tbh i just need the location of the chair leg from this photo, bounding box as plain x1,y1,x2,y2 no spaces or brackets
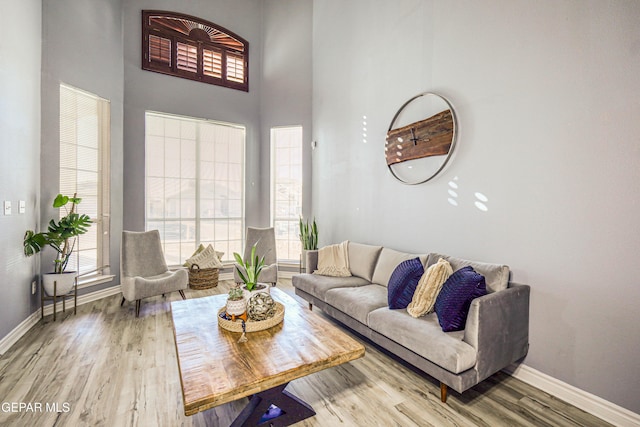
120,296,126,307
179,290,186,300
135,300,141,317
440,382,448,403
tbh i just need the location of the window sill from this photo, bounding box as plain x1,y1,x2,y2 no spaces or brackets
77,275,116,290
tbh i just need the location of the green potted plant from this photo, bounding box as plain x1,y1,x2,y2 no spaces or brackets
23,193,92,296
233,242,268,297
299,217,318,271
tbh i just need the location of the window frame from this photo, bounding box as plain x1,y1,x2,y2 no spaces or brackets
142,10,249,92
270,126,303,264
59,83,112,287
144,111,246,267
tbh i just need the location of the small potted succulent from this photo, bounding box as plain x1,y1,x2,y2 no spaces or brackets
226,286,247,321
23,193,92,296
233,242,269,298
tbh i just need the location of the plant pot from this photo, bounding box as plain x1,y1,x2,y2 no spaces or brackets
301,249,308,272
42,272,77,296
242,283,270,300
226,297,247,317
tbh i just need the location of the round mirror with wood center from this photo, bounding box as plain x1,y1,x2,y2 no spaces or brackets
386,92,457,184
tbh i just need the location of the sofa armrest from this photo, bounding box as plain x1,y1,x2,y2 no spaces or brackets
463,283,530,380
305,250,319,274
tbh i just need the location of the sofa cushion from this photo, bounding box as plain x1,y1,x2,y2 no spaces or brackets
407,257,453,318
292,273,370,300
426,253,509,293
325,285,389,325
368,308,477,374
435,266,487,332
387,257,424,309
348,242,383,282
372,248,428,287
316,241,351,277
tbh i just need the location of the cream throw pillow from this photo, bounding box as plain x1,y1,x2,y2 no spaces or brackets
185,244,224,269
407,258,452,318
314,240,352,277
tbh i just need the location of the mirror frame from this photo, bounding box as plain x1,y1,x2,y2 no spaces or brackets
386,92,458,185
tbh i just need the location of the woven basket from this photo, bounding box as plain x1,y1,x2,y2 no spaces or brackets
218,302,284,333
188,264,219,290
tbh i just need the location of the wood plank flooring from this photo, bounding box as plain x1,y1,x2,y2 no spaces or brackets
0,279,611,427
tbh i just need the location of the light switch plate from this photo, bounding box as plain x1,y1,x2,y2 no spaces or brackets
3,201,11,215
19,200,25,214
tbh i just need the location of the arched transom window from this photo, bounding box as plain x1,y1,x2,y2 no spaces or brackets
142,10,249,92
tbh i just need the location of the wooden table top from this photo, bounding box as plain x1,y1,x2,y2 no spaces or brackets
171,287,365,416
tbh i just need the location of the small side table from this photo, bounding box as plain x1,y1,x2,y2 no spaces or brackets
41,278,78,321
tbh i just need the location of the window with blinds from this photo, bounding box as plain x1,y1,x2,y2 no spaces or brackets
59,83,111,282
271,126,303,262
142,11,249,91
145,111,245,266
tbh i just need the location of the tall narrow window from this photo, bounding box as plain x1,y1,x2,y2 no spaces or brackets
145,112,245,266
271,126,303,262
59,83,111,283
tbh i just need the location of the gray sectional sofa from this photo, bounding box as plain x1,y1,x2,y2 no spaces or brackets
292,242,530,402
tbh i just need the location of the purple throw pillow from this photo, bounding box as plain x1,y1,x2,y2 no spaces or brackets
387,257,424,309
434,266,487,332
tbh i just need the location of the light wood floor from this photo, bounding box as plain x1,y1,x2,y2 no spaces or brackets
0,279,611,427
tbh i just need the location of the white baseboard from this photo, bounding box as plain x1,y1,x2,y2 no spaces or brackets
0,311,41,356
504,364,640,427
218,270,296,281
0,286,122,356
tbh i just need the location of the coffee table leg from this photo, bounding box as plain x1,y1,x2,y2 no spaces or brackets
230,382,316,427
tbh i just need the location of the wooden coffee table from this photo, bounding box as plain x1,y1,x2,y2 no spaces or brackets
170,287,365,426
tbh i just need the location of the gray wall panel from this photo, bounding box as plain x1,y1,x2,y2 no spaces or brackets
311,0,640,413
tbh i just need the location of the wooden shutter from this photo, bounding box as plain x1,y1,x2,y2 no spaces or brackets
203,48,222,78
177,42,197,73
226,53,244,83
149,34,171,64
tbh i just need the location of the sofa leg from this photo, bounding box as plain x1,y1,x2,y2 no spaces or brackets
120,296,125,307
309,302,313,311
440,382,448,403
136,300,141,317
179,290,186,300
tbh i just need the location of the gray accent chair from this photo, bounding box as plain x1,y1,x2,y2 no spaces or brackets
234,227,278,285
120,230,188,317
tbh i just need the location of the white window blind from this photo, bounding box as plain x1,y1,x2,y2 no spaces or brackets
145,112,245,266
271,126,303,262
59,83,111,280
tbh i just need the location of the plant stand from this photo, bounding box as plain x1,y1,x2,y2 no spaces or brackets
40,276,78,321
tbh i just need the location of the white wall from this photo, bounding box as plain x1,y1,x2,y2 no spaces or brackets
312,0,640,414
41,0,124,294
0,0,42,338
260,0,313,221
122,0,264,231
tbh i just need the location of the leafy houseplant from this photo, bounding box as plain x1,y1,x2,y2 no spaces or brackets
233,242,266,292
23,194,92,295
299,217,318,250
